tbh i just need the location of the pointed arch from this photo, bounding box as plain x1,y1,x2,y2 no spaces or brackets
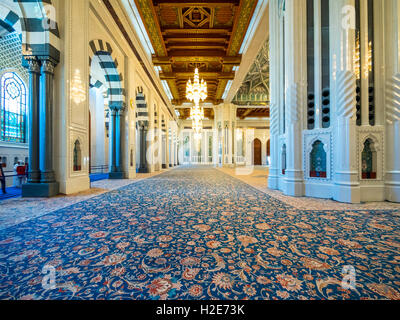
0,6,21,37
89,39,125,109
17,0,60,61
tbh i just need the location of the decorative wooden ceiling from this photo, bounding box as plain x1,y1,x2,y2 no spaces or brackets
177,108,215,120
237,107,269,119
134,0,259,105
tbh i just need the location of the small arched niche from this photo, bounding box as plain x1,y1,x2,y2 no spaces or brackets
310,140,327,178
361,138,377,179
73,140,82,172
281,144,287,175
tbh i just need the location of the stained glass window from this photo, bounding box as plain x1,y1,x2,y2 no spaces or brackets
0,72,27,143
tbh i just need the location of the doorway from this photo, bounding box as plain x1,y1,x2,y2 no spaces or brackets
253,138,262,165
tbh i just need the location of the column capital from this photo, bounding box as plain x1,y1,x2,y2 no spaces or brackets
40,59,56,75
139,120,149,130
25,58,41,74
109,104,125,112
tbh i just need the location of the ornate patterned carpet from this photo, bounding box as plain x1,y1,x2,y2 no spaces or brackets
0,166,399,300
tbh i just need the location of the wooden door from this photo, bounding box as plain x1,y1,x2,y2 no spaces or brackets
253,138,262,165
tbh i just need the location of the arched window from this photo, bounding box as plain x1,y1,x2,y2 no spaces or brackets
362,139,377,179
0,72,27,143
310,140,327,178
73,140,82,171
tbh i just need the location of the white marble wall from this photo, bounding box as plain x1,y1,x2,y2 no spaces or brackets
268,0,400,203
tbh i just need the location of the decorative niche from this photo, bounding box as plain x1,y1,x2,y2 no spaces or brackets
357,129,383,182
281,144,286,175
73,140,82,172
309,140,327,178
303,131,332,181
361,138,377,179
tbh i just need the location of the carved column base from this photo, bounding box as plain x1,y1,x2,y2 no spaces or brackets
138,167,150,174
40,170,56,184
28,171,41,184
385,171,400,203
109,172,124,180
333,171,361,203
268,168,280,190
283,169,305,197
22,182,59,198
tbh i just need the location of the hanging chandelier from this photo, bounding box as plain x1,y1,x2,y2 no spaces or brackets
186,68,207,139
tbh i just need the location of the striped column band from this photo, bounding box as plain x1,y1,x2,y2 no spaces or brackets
17,0,61,62
136,93,149,127
162,117,166,133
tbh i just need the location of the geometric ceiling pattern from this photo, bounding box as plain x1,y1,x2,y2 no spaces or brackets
232,38,269,106
134,0,259,106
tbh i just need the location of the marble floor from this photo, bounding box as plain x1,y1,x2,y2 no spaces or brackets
0,166,399,300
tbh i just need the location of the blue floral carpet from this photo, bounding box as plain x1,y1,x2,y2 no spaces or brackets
0,166,400,300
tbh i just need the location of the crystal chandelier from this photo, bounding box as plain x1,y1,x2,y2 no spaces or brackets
186,68,207,139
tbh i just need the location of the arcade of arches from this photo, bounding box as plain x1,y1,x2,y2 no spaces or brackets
0,0,400,301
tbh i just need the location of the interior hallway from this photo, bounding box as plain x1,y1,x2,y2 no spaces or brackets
0,166,399,300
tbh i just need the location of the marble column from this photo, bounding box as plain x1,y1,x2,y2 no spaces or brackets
25,58,41,184
23,57,60,197
138,122,149,173
109,108,117,173
269,0,287,190
172,132,176,166
168,127,173,168
332,0,360,203
283,0,306,197
162,133,167,169
115,109,122,173
39,59,57,189
165,122,170,168
174,135,177,166
109,107,124,179
384,0,400,202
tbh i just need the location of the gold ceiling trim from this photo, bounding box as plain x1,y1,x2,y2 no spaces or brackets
134,0,167,56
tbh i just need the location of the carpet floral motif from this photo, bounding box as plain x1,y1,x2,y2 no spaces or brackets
0,167,400,300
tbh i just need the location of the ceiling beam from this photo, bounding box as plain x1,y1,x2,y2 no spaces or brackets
160,72,235,80
153,0,240,7
168,49,229,57
167,43,227,50
152,56,172,66
162,28,232,35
